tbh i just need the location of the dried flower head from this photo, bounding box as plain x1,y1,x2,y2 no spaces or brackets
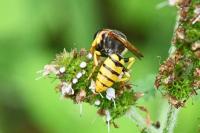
43,64,59,76
176,27,185,39
155,0,200,108
191,41,200,51
61,82,74,96
166,95,185,108
194,5,200,14
41,49,139,123
194,68,200,77
76,90,86,103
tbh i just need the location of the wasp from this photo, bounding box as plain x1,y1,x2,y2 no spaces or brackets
90,29,143,93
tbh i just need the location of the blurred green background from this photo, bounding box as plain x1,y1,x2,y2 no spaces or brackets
0,0,199,133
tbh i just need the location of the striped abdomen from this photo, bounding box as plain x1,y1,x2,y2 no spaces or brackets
95,54,124,93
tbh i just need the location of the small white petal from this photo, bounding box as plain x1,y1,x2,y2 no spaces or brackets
163,76,170,84
59,67,66,73
72,78,78,84
61,82,74,95
87,53,93,59
106,88,115,100
89,80,96,93
43,64,59,76
105,110,111,122
76,72,83,79
94,100,101,106
80,61,87,68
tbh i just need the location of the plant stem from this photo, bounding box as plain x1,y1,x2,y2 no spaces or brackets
127,107,158,133
156,0,200,131
163,105,179,133
161,8,181,133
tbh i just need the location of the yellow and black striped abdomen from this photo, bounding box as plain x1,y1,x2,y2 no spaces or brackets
95,54,124,93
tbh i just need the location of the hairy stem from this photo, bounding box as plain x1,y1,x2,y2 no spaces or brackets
127,107,158,133
163,105,179,133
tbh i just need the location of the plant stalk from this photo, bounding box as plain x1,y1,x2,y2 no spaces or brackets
127,107,158,133
163,105,179,133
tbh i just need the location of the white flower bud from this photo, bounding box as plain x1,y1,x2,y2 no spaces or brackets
59,66,65,73
76,72,83,79
87,53,93,59
106,88,115,100
94,100,101,106
72,78,78,84
80,61,87,68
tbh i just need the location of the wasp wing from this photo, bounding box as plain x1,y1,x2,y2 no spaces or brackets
108,31,144,59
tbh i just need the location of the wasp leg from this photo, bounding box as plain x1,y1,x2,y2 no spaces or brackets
124,57,135,70
88,51,101,80
94,50,101,66
117,57,135,82
88,67,96,79
90,39,97,54
117,72,130,82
